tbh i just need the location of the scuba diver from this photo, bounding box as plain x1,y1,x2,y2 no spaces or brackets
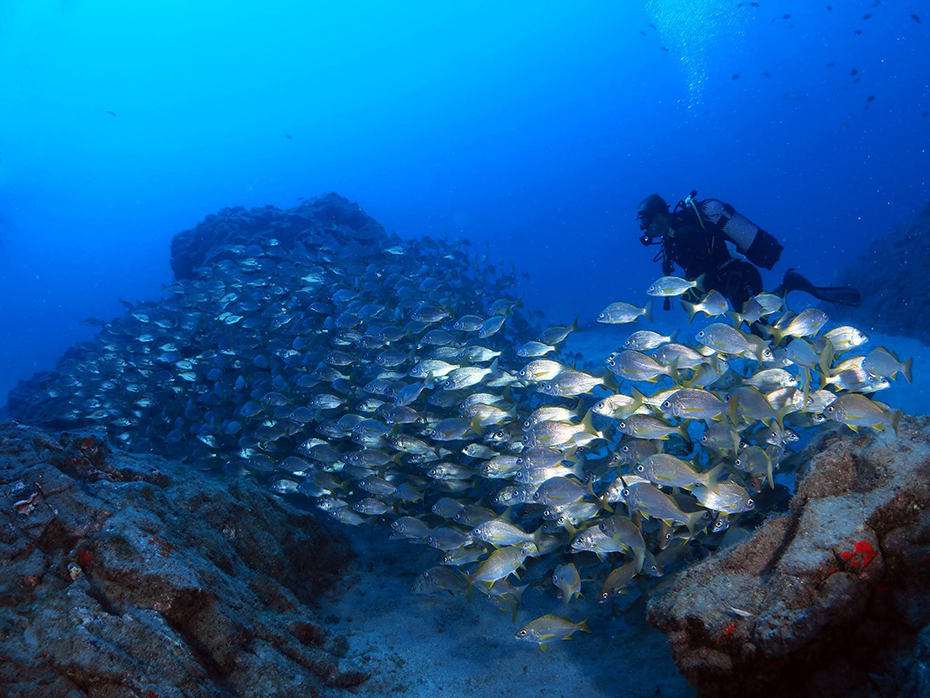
636,192,861,311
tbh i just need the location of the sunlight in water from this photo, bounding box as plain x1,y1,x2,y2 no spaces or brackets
645,0,747,107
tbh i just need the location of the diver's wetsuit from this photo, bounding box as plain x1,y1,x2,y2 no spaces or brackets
658,208,763,310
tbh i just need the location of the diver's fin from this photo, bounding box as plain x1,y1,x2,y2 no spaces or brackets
805,285,862,307
777,269,861,307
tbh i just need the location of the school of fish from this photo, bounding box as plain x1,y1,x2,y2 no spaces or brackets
13,218,913,650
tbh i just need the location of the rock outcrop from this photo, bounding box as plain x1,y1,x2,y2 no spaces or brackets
830,201,930,342
0,423,363,697
647,417,930,697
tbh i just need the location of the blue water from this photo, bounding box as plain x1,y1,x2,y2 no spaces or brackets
1,4,927,694
1,1,927,401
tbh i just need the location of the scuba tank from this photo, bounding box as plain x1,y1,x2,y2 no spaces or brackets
677,191,784,270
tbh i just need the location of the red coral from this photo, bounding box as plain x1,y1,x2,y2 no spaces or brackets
714,622,736,643
76,549,93,566
838,540,877,571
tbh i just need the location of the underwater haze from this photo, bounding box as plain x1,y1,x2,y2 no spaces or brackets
1,0,927,401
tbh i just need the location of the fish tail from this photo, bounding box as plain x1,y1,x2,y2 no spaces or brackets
581,409,597,435
669,328,680,343
817,342,834,378
726,310,742,327
633,545,645,574
643,299,654,323
682,299,698,323
768,326,786,348
629,387,646,416
694,273,706,293
602,371,619,393
903,357,914,384
667,358,680,385
892,408,903,436
685,510,706,537
677,421,692,443
570,316,581,334
703,462,727,495
579,618,593,633
469,416,484,435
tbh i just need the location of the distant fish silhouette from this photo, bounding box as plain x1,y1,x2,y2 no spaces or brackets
911,14,921,24
851,68,859,76
285,134,293,139
661,46,669,51
862,13,871,20
855,29,863,35
639,30,647,36
732,74,740,80
826,61,835,67
297,196,304,200
649,23,657,30
784,92,807,101
922,111,929,118
762,72,772,78
104,111,117,117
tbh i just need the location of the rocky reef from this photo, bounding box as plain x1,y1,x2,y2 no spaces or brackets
648,416,930,697
0,423,364,697
831,201,930,342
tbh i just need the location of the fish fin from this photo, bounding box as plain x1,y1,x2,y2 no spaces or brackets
570,316,581,334
509,597,519,623
629,387,646,416
600,496,614,514
512,571,521,581
469,416,484,435
539,643,549,653
643,299,654,323
563,520,577,536
465,577,474,602
579,618,592,634
903,357,913,384
677,421,692,443
847,424,859,433
893,409,903,436
694,273,706,293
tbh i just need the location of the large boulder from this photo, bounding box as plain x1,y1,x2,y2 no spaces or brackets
830,201,930,341
0,423,364,697
647,417,930,697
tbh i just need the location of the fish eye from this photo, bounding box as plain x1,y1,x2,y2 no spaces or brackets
651,565,658,573
518,630,527,637
701,435,709,443
607,360,616,367
600,592,610,602
825,406,834,413
495,431,504,438
523,420,531,428
552,575,558,584
518,369,526,377
747,499,755,509
598,313,605,319
735,458,742,466
533,492,541,500
621,488,630,498
621,445,630,453
558,515,567,525
472,527,480,536
662,400,671,409
618,421,626,429
635,464,645,473
698,331,705,337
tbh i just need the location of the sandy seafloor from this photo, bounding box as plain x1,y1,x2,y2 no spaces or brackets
319,523,692,698
315,314,924,698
